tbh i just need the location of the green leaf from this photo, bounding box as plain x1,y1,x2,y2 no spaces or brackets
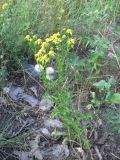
93,80,110,91
108,77,116,86
109,93,120,104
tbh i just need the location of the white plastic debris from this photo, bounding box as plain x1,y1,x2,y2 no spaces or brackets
46,67,55,81
34,64,44,73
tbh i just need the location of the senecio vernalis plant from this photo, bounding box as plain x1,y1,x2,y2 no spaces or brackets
24,29,75,69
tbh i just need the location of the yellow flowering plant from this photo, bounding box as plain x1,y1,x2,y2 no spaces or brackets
24,29,75,74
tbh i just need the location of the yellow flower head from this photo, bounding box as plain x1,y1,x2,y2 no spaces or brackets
29,38,33,42
51,32,60,40
2,3,8,10
62,35,66,40
42,41,48,49
68,38,75,45
24,35,31,41
60,8,65,14
53,38,62,45
40,47,46,53
35,38,42,45
37,51,43,57
35,53,38,60
41,55,48,64
67,38,75,50
35,51,43,63
48,50,55,57
66,29,72,35
45,38,52,43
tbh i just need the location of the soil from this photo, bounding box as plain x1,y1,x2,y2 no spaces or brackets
0,69,120,160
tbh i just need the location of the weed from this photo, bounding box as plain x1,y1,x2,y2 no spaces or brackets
1,0,120,152
91,77,120,107
106,109,120,134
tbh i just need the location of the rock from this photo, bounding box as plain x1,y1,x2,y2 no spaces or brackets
0,97,6,105
3,86,24,101
40,128,51,138
30,86,38,97
23,63,40,78
3,86,11,94
46,67,56,81
44,119,63,129
22,94,39,107
31,150,43,160
42,144,69,160
29,135,43,160
3,85,40,107
39,99,53,111
15,150,43,160
14,151,31,160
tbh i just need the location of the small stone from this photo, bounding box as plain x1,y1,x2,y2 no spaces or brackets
30,86,38,97
3,85,40,107
3,86,24,101
44,119,63,129
0,97,6,105
53,144,69,159
42,144,69,160
14,151,31,160
39,99,53,111
22,94,39,107
40,128,51,137
3,86,10,94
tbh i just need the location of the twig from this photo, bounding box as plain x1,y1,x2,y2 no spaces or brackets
89,128,94,138
62,77,68,90
94,145,102,160
111,153,120,160
112,42,120,70
89,150,94,160
10,121,28,138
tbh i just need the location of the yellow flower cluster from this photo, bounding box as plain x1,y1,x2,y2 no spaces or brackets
2,3,8,10
65,29,73,36
2,0,13,10
24,35,33,42
67,38,75,50
25,29,75,67
35,46,55,65
35,38,42,45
